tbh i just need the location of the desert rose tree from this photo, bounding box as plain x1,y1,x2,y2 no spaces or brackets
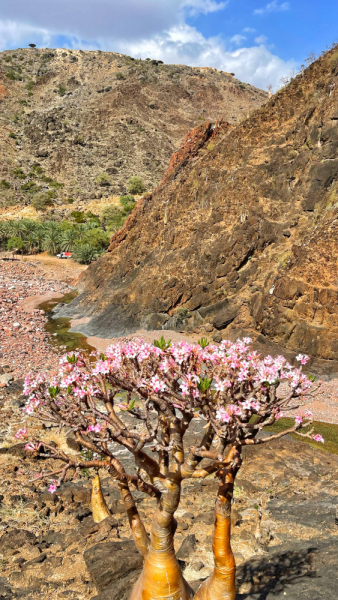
20,337,323,600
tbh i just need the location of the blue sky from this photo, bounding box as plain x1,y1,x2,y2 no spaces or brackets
0,0,336,89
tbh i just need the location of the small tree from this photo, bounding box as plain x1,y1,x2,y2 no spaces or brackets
128,176,146,195
21,339,322,600
7,236,24,253
29,43,36,48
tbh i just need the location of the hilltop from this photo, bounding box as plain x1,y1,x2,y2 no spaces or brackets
69,45,338,378
0,47,266,209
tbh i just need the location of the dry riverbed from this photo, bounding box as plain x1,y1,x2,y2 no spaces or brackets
0,254,85,379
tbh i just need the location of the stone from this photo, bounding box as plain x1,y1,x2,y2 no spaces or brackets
0,373,13,387
1,529,37,554
84,541,143,592
176,534,197,561
195,511,214,525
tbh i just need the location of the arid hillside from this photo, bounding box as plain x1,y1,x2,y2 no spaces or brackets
0,47,266,206
69,45,338,378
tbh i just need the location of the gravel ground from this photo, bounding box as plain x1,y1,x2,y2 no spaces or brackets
0,257,81,378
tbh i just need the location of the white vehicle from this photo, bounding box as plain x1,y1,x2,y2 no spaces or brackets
56,252,72,259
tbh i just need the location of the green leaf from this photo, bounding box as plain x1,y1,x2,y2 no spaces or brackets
100,353,107,361
153,336,171,350
308,374,317,382
66,353,77,364
48,386,60,398
128,399,136,411
198,377,212,392
198,337,209,349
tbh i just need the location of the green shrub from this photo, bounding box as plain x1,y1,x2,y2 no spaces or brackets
67,197,74,203
6,71,16,81
119,194,136,213
9,132,16,139
31,194,54,212
7,237,24,252
40,175,54,183
70,211,86,223
49,181,64,189
116,72,125,80
74,135,85,145
4,56,12,63
72,244,100,264
18,99,28,106
0,180,10,189
31,164,43,175
21,181,40,193
13,167,26,179
82,228,110,250
128,176,146,195
57,84,66,96
26,81,35,91
96,173,111,186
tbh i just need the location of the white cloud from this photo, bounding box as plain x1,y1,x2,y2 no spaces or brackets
0,19,51,49
255,34,268,44
116,24,297,89
182,0,228,16
243,27,256,33
254,1,290,15
231,34,247,46
0,0,297,90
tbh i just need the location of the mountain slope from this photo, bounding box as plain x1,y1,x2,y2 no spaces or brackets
0,48,266,207
69,45,338,377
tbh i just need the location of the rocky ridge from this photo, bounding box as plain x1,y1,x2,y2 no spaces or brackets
0,47,266,207
69,45,338,377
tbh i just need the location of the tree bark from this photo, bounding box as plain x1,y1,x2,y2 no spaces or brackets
130,476,194,600
194,449,240,600
91,474,111,523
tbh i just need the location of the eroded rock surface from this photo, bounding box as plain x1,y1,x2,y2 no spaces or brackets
72,47,338,377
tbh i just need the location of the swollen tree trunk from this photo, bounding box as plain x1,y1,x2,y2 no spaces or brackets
194,450,240,600
130,477,194,600
91,474,111,523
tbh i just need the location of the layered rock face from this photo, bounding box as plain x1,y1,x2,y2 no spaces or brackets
0,48,266,204
71,47,338,376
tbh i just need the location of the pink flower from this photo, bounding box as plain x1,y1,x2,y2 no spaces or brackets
241,399,252,411
25,442,40,452
151,375,166,393
296,354,310,365
313,434,324,444
48,484,57,494
87,423,102,433
295,415,303,425
15,428,28,439
275,411,286,420
251,401,261,412
216,409,231,423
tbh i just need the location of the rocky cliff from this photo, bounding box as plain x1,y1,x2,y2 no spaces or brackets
66,46,338,377
0,47,266,207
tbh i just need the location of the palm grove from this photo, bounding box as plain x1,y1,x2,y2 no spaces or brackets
0,177,145,264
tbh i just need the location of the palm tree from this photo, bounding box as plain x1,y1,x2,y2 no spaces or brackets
42,230,61,255
24,232,39,254
60,228,79,252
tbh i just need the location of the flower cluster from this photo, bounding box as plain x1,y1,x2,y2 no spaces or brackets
21,339,324,494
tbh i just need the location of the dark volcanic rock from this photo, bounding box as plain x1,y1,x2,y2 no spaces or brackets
237,539,338,599
177,534,197,560
84,541,143,593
